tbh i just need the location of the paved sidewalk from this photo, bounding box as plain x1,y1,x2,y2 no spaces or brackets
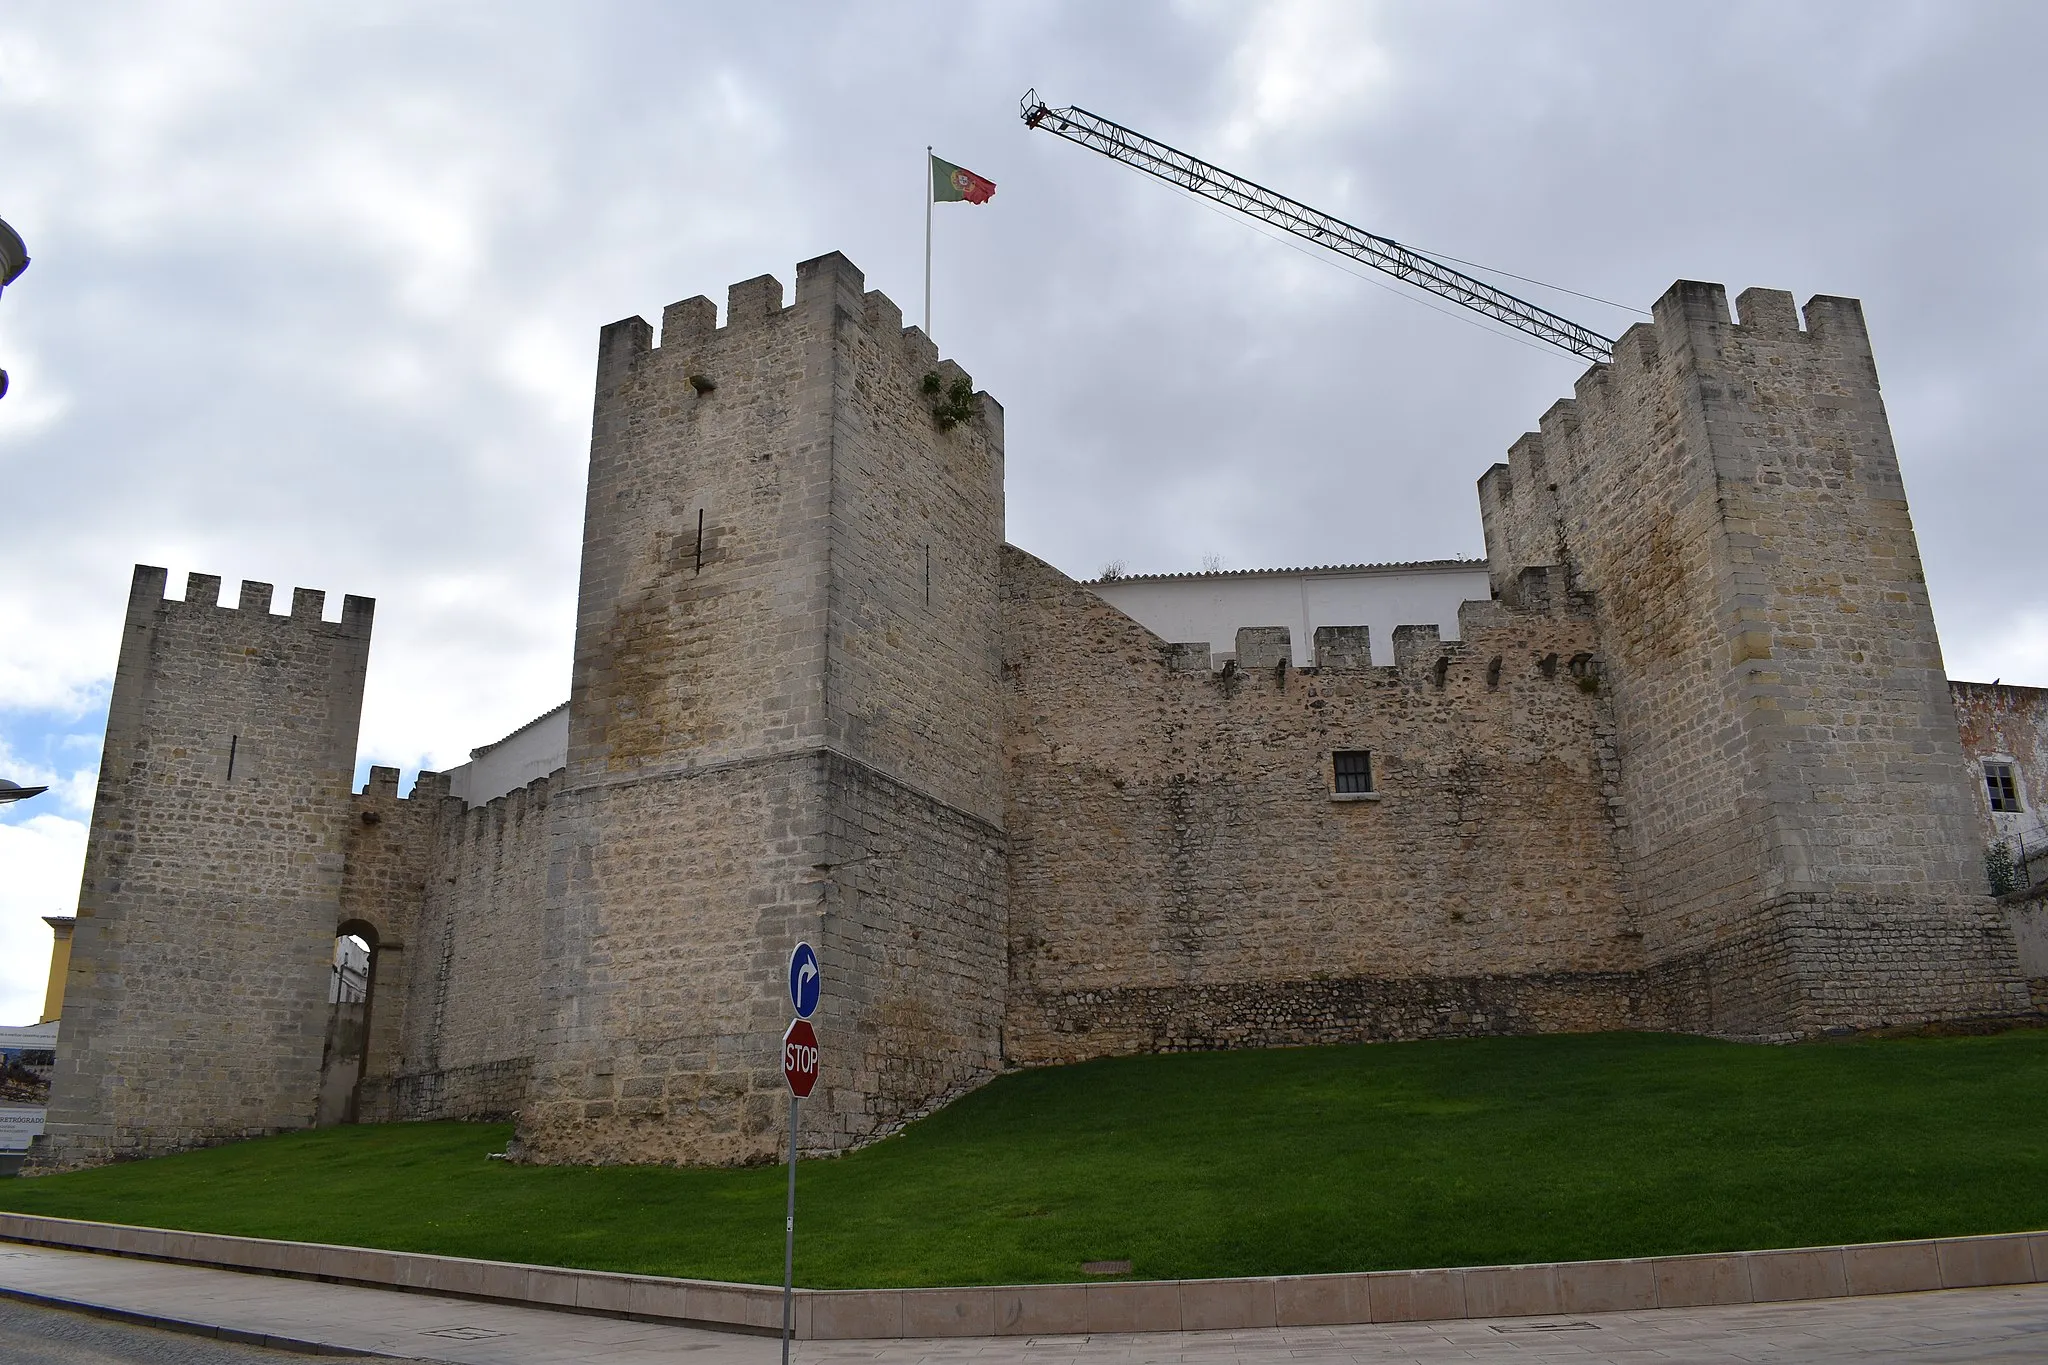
6,1241,2048,1363
0,1295,441,1363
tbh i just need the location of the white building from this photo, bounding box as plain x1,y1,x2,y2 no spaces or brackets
1088,559,1492,669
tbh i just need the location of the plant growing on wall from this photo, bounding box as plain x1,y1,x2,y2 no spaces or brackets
1987,840,2022,896
921,371,980,429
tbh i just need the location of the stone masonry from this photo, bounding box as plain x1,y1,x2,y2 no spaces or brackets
342,767,550,1124
1002,549,1655,1059
519,252,1008,1165
32,261,2041,1171
1481,283,2028,1036
39,569,372,1166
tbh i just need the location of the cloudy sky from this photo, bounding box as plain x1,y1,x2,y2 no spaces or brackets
3,0,2044,1023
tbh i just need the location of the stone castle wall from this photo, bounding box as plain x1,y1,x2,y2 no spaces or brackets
1001,546,1655,1061
1481,283,2027,1035
343,770,552,1123
816,753,1006,1141
336,765,438,1117
520,253,1006,1166
808,258,1008,1148
38,569,372,1168
36,264,2043,1172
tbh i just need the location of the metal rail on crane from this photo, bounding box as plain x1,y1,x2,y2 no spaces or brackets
1020,92,1615,364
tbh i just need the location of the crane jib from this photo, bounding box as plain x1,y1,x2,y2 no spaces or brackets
1019,92,1615,365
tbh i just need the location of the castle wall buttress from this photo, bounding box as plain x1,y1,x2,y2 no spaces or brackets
38,568,371,1168
1484,282,2028,1035
519,253,1005,1166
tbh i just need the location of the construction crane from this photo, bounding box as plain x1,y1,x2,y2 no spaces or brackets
1020,92,1615,365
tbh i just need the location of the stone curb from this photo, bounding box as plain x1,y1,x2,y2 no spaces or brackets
0,1282,383,1357
5,1212,2047,1340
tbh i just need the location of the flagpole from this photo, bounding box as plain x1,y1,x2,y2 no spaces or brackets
924,145,933,336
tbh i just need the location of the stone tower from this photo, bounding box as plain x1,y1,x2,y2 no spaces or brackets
518,252,1008,1165
38,567,373,1166
1479,282,2028,1035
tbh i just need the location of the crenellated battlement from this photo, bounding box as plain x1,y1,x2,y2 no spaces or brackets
1234,626,1292,670
128,565,373,637
1389,623,1443,675
1158,572,1589,680
1563,281,1875,425
1479,280,1884,600
1313,625,1372,670
593,253,992,422
354,766,452,807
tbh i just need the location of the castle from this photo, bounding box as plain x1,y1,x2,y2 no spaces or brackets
34,253,2048,1171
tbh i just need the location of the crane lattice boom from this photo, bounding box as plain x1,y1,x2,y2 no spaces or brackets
1020,92,1615,364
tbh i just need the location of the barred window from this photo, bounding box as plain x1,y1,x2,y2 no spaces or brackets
1333,750,1374,795
1987,761,2023,813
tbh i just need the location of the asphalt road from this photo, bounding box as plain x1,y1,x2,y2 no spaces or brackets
0,1296,434,1365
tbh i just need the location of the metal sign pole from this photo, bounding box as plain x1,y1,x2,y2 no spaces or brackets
782,1093,798,1365
781,940,820,1364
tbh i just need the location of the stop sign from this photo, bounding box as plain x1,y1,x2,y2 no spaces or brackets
782,1019,819,1098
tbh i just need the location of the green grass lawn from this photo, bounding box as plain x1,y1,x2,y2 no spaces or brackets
5,1029,2047,1288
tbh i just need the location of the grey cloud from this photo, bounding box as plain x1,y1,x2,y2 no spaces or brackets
1,0,2042,778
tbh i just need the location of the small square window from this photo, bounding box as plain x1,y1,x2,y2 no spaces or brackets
1333,750,1374,795
1986,761,2023,813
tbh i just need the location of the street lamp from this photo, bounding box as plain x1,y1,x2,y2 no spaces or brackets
0,779,50,806
0,214,28,402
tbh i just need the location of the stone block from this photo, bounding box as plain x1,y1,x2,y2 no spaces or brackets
1178,1276,1276,1331
337,1248,405,1286
473,1260,541,1304
1555,1257,1656,1313
1083,1280,1182,1333
1272,1274,1354,1326
1312,626,1371,670
1461,1263,1560,1318
1652,1253,1750,1307
620,1276,691,1321
901,1287,996,1337
522,1266,581,1308
992,1284,1089,1336
1841,1240,1940,1296
1235,626,1292,671
410,1254,494,1298
808,1289,903,1339
680,1283,774,1332
106,1223,154,1256
1747,1248,1847,1302
1364,1268,1464,1323
573,1277,634,1317
1937,1234,2036,1288
157,1231,207,1265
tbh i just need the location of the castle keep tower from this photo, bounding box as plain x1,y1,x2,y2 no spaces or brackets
39,568,373,1166
1480,283,2028,1035
519,253,1008,1165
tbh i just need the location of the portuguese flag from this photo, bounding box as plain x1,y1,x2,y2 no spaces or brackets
931,155,996,205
